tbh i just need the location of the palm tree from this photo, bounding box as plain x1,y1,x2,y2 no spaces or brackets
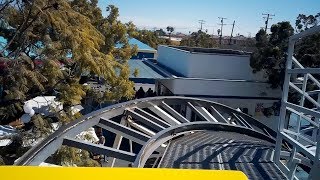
166,26,174,39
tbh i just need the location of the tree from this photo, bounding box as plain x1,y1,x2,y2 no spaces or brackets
0,0,136,123
295,13,320,69
250,13,320,111
166,26,174,39
250,22,294,88
130,26,167,49
155,28,166,36
293,13,320,109
180,30,217,48
0,0,137,165
250,13,320,89
296,13,320,32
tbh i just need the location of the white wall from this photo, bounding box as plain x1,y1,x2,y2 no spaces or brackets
157,78,281,98
188,53,252,79
157,46,266,81
157,46,190,77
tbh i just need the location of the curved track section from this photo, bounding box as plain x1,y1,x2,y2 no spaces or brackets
16,96,277,166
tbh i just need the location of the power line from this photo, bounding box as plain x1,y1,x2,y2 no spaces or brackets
235,24,253,37
198,20,206,31
218,17,227,45
262,13,275,32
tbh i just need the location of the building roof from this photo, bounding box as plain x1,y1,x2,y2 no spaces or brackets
116,38,156,51
128,60,164,79
169,46,252,55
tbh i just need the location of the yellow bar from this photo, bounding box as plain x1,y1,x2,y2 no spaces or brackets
0,166,247,180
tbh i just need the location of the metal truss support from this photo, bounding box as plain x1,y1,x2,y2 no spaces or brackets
134,108,171,128
125,109,165,132
274,25,320,180
15,96,282,172
148,104,181,125
187,102,211,122
209,106,229,123
63,137,136,162
160,101,189,123
107,117,126,167
98,118,150,145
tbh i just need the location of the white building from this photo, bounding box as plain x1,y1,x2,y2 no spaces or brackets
153,45,282,129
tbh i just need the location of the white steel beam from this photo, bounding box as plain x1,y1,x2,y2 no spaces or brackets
274,39,295,164
209,106,229,123
193,102,218,122
289,25,320,41
299,74,308,107
285,102,320,119
98,118,150,145
160,101,189,123
232,113,248,127
292,57,320,88
107,118,126,167
107,134,123,167
283,129,316,146
62,137,136,162
308,90,320,95
280,132,315,160
286,107,319,127
134,108,171,128
127,119,156,136
289,82,320,109
187,102,211,122
148,103,181,125
238,115,253,129
125,109,165,132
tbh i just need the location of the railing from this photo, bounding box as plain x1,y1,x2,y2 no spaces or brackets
274,25,320,180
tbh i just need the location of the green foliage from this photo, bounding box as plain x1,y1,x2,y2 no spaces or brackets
166,26,174,36
155,29,166,36
31,114,53,134
133,68,139,77
295,14,320,69
250,13,320,89
131,29,167,49
0,0,137,124
250,22,294,88
296,13,320,32
180,30,217,48
52,146,100,167
249,13,320,118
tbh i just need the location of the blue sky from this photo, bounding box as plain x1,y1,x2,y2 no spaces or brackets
98,0,319,37
99,0,320,36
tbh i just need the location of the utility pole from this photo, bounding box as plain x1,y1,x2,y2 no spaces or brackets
198,20,206,31
229,20,235,45
218,17,227,45
262,13,275,32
